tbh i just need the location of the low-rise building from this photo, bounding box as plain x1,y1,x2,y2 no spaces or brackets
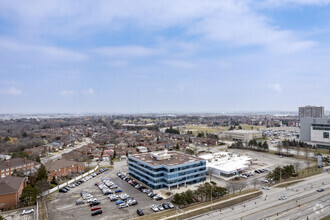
44,159,85,181
0,176,27,211
0,158,39,179
128,151,206,190
223,130,262,142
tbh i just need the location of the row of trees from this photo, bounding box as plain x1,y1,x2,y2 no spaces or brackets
229,140,268,152
165,126,180,134
248,139,269,151
267,165,296,181
171,182,227,207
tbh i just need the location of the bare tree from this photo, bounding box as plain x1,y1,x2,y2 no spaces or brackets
306,160,311,174
294,162,301,173
277,144,283,155
296,145,300,156
251,178,259,189
209,167,215,182
237,181,247,192
305,146,309,159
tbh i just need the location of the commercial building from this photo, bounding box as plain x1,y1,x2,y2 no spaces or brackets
300,117,330,149
223,130,262,142
0,176,27,211
128,151,206,190
44,159,85,181
299,105,324,118
0,158,39,179
199,152,252,178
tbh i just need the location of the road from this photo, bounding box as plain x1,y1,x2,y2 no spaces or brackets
41,138,93,164
188,173,330,220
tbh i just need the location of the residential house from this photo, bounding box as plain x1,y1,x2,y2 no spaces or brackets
44,159,85,181
0,158,39,179
0,176,27,211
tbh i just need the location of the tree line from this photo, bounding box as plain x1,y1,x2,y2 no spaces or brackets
171,182,227,208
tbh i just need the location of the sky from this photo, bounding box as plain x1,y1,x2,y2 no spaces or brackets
0,0,330,114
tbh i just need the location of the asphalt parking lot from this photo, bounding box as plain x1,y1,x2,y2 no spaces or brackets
46,167,170,220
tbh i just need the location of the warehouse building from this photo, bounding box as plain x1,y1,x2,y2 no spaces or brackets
223,130,262,142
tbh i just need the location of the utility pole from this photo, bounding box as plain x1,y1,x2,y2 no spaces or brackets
280,168,282,183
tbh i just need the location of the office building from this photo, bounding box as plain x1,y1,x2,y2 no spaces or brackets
300,117,330,149
223,130,262,142
128,151,206,190
299,106,324,118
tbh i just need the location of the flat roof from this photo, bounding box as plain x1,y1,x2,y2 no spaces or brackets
200,152,251,174
129,151,204,167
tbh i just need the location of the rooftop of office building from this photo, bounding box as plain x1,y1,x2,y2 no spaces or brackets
129,151,205,167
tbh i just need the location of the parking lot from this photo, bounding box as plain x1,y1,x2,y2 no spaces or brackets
46,165,170,220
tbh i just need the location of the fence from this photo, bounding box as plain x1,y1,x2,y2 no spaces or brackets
41,165,99,196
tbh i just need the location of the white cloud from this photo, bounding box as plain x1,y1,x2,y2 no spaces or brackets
0,1,316,54
0,38,87,62
261,0,330,7
160,59,196,69
268,83,282,93
94,46,162,58
82,88,94,95
5,87,22,96
0,87,22,96
60,90,75,95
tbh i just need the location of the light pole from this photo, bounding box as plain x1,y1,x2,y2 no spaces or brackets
36,195,40,220
211,187,213,211
280,167,282,183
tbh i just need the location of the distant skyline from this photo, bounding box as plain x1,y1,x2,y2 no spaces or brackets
1,1,330,113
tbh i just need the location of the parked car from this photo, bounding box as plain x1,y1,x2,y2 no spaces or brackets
167,202,175,209
317,188,325,192
118,203,129,209
91,206,101,211
116,200,125,205
157,205,164,211
261,179,269,183
262,186,270,190
193,197,200,202
87,198,97,203
59,188,68,193
91,209,102,216
151,205,159,212
76,200,85,205
21,209,34,215
89,201,101,207
115,189,123,193
162,203,169,209
128,200,138,206
137,208,144,216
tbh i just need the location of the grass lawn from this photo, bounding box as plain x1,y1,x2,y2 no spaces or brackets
180,125,228,134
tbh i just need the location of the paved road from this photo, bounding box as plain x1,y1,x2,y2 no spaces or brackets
41,138,93,164
1,206,36,220
188,173,330,220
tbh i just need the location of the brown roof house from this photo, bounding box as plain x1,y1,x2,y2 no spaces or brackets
0,176,27,211
44,159,85,181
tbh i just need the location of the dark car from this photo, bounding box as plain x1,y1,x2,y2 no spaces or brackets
317,188,325,192
59,188,67,193
91,209,102,216
76,200,84,205
137,208,144,216
155,196,163,201
89,201,101,207
162,203,169,209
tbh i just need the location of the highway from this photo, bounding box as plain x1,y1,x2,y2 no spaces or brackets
189,173,330,220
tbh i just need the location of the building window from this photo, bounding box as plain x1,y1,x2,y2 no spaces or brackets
323,132,329,139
